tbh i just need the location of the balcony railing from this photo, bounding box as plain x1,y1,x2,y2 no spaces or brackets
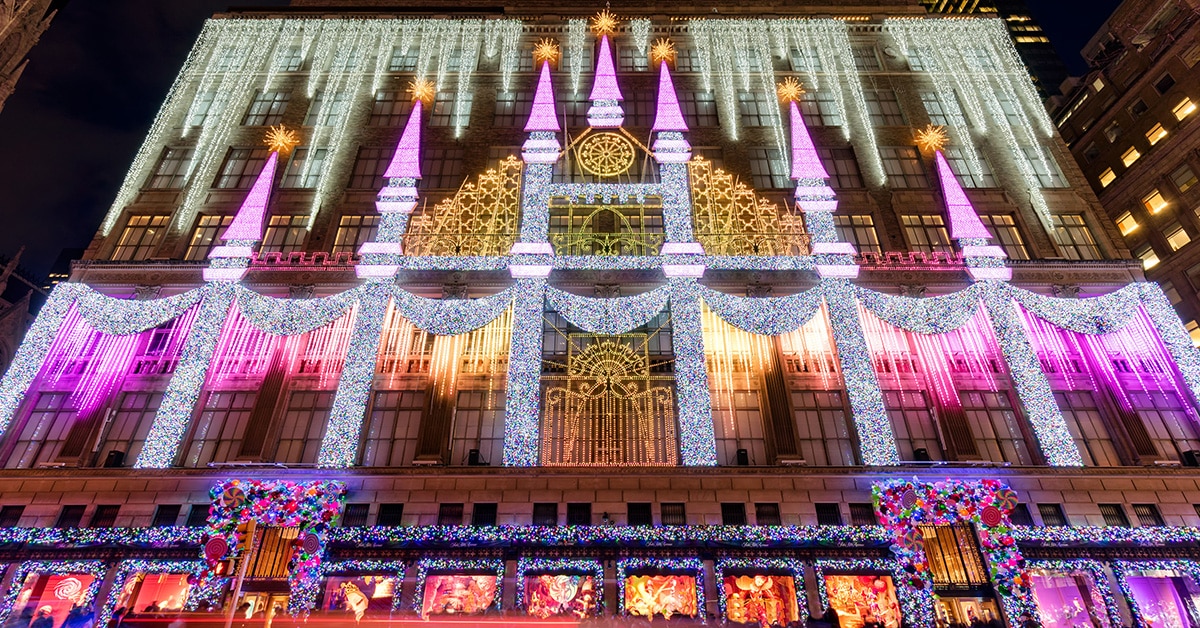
695,231,810,257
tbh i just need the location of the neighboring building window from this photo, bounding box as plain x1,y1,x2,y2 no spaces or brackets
281,148,328,189
749,148,790,189
304,91,348,127
864,89,906,126
1038,503,1068,526
359,390,425,467
472,503,498,526
1121,146,1141,167
1161,280,1182,305
1103,120,1122,143
348,147,389,189
185,215,233,261
1143,189,1170,214
1128,98,1148,118
422,147,465,188
1133,504,1165,526
566,503,591,526
214,148,269,189
94,392,163,466
1050,214,1102,260
901,214,952,253
1166,222,1191,251
627,503,653,526
438,503,464,526
818,147,864,189
187,90,217,127
1023,147,1067,187
388,46,418,71
721,503,747,526
331,215,379,254
833,215,881,254
261,215,308,254
242,90,289,126
1146,122,1168,145
532,503,558,526
1154,73,1176,94
1116,211,1139,236
1170,163,1197,193
815,503,843,526
493,91,533,127
1174,97,1197,121
800,90,842,127
849,503,878,526
660,503,686,526
755,503,782,526
342,504,369,527
1186,321,1200,347
680,91,718,126
368,91,414,127
1134,243,1160,269
1099,168,1116,188
152,505,181,527
147,147,193,189
618,45,649,71
429,91,472,127
1082,142,1100,163
880,146,928,188
738,90,776,127
111,215,170,261
1099,503,1131,527
944,147,997,188
978,214,1030,260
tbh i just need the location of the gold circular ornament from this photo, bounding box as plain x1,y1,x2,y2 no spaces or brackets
577,132,636,177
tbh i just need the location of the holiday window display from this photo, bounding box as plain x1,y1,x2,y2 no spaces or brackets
823,575,903,628
721,574,801,625
9,573,98,628
1116,564,1200,628
623,575,699,619
523,574,599,619
1028,568,1114,628
321,575,399,621
420,575,499,617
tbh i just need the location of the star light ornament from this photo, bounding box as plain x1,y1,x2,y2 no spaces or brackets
587,10,624,128
204,129,283,282
931,144,1011,281
264,124,300,155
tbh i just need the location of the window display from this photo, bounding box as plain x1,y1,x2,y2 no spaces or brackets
421,574,498,617
322,575,398,621
10,574,97,628
624,574,698,619
722,574,801,625
1029,570,1113,628
823,574,903,628
523,574,598,618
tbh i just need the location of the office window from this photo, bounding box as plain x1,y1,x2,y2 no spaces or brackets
880,146,928,188
388,46,418,71
438,503,464,526
1010,504,1033,526
1134,243,1160,269
851,45,881,71
348,147,390,190
800,90,842,127
359,390,425,467
1122,146,1141,167
1133,504,1165,527
416,148,462,189
95,392,163,466
1171,164,1197,193
627,91,657,128
738,90,777,127
901,214,952,253
1023,147,1068,188
1129,99,1149,118
377,504,404,526
755,503,782,526
261,215,308,255
147,147,193,189
864,89,905,126
1103,120,1122,143
1099,503,1131,527
214,148,269,189
472,503,498,526
187,90,217,127
680,91,718,126
281,148,328,189
661,503,687,526
242,90,289,126
532,503,558,527
1161,280,1182,305
567,503,592,526
1143,189,1170,214
557,92,590,128
1154,73,1176,94
493,91,533,127
849,503,878,526
789,46,823,72
331,215,379,254
56,505,86,528
945,147,997,188
1146,122,1169,145
627,503,653,526
1116,211,1139,236
749,148,790,189
368,91,414,126
818,147,864,189
1174,97,1197,121
0,505,24,527
1166,223,1191,251
186,505,210,527
151,505,181,527
342,504,370,527
89,505,120,528
1082,142,1100,163
1050,215,1102,260
1038,503,1068,527
618,45,649,72
184,215,233,261
979,215,1029,260
815,503,843,526
721,503,747,526
304,91,348,127
1099,168,1116,188
111,215,169,262
430,91,472,127
834,215,881,254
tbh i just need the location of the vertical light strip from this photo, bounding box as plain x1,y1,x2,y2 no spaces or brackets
502,278,546,466
670,278,719,466
317,284,389,468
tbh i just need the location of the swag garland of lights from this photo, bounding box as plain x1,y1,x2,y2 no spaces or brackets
615,557,705,617
1025,559,1123,628
199,479,346,613
515,558,606,615
1113,560,1200,628
412,559,505,613
98,559,204,626
873,480,1028,613
0,560,107,624
813,558,932,628
713,557,808,624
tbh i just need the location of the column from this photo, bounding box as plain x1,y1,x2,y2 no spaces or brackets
669,278,718,466
502,278,547,466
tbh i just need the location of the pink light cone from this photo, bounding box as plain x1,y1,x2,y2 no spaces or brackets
384,99,423,179
223,151,279,241
525,61,561,132
935,150,993,240
588,35,623,102
652,61,688,132
789,101,829,181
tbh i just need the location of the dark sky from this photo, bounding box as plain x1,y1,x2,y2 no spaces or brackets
0,0,1119,278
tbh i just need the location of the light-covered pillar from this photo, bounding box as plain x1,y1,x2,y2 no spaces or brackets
669,278,718,466
502,278,547,466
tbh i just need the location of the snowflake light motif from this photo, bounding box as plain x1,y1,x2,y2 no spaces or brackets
263,125,300,155
408,78,436,103
651,38,676,65
533,38,561,64
776,77,805,103
591,9,618,37
915,124,949,153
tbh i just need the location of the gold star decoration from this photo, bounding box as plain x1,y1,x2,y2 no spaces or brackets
915,124,949,153
650,38,676,65
263,124,300,155
776,77,805,103
408,78,436,103
533,38,561,64
591,9,618,37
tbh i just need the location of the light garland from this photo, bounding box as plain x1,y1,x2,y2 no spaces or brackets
98,559,204,626
1113,560,1200,628
388,284,514,335
714,557,808,624
330,524,888,546
813,558,933,628
1026,559,1122,628
545,285,670,335
669,278,719,466
615,557,705,617
515,557,605,615
1011,525,1200,546
0,560,107,624
412,558,505,612
1009,283,1142,335
854,284,984,335
700,284,824,336
566,19,588,93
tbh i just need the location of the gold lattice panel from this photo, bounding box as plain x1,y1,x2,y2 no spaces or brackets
404,156,522,256
688,157,810,256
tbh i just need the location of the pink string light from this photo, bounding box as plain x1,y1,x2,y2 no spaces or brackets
384,99,424,179
524,61,561,133
651,61,687,132
223,151,280,242
588,35,623,102
934,150,993,241
788,101,830,181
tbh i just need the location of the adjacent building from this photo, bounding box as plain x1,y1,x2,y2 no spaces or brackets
0,0,65,114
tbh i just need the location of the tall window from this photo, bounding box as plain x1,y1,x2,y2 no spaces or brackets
275,45,304,72
880,146,928,188
627,91,656,128
184,215,234,261
348,147,389,189
493,91,533,127
944,147,997,188
1022,147,1068,188
920,91,951,125
885,390,943,461
800,90,842,127
214,148,269,189
788,47,823,72
422,148,465,188
1055,391,1120,466
1050,214,1102,260
618,46,649,71
111,215,170,261
388,46,418,71
1133,391,1200,462
305,91,348,127
749,148,790,189
360,390,425,467
978,215,1029,260
187,90,217,127
94,392,162,468
675,47,701,72
818,147,864,189
274,391,333,464
183,391,256,467
791,390,856,465
368,91,415,127
833,215,881,254
680,91,718,126
147,148,193,189
851,45,882,71
430,91,472,127
738,90,777,127
6,393,74,468
901,215,952,253
450,390,505,467
864,89,905,126
1171,163,1197,193
557,92,589,128
242,90,290,126
261,215,308,254
962,391,1033,464
712,389,766,467
281,148,328,189
331,215,379,254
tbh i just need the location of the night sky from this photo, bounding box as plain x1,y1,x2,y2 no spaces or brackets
0,0,1121,278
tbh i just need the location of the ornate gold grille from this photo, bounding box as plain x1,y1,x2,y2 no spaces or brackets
549,198,665,256
688,157,810,256
542,335,677,466
404,156,522,256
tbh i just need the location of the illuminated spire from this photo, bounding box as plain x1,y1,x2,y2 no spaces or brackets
384,99,423,179
934,150,992,240
651,60,687,132
787,101,836,213
525,60,560,133
223,151,278,242
587,34,624,127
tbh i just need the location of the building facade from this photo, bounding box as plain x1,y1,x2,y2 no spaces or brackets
0,1,1199,627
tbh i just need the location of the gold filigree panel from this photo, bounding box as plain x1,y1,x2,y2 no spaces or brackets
688,157,810,256
404,156,522,256
549,199,665,256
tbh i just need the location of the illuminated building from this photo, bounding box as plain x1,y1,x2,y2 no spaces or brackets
0,1,1198,626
